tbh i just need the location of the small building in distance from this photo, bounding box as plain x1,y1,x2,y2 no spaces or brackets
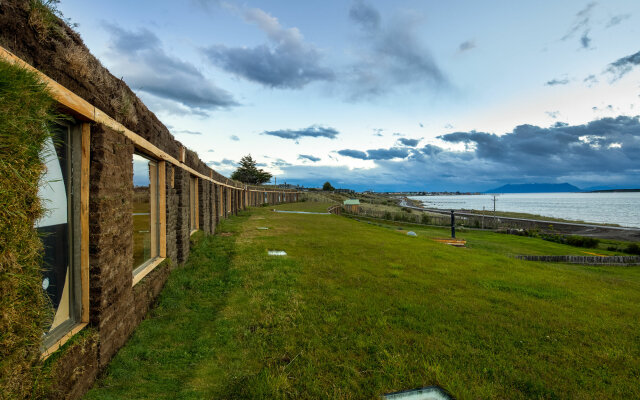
343,199,360,213
335,188,355,194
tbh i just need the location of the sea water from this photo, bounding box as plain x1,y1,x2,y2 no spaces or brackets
409,192,640,228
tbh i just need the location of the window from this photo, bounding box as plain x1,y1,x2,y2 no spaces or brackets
36,122,85,350
189,176,198,232
132,153,159,275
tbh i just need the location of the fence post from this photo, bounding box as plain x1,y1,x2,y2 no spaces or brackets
451,210,455,238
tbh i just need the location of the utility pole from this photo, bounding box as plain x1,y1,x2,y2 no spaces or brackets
482,206,485,229
492,194,499,228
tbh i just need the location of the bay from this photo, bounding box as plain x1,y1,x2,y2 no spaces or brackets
409,192,640,228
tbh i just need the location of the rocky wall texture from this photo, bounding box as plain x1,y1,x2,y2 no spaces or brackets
165,165,178,264
175,168,190,265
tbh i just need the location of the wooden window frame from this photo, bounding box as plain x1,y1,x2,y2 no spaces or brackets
189,176,199,235
132,155,166,286
41,122,90,359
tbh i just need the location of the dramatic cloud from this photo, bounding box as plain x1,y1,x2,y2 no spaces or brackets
367,147,411,160
285,116,640,191
298,154,321,162
202,7,334,88
561,2,596,48
230,135,240,141
438,116,640,178
337,149,368,159
338,146,411,160
261,125,339,140
420,144,443,156
208,158,238,168
605,14,631,28
174,129,202,135
546,77,570,86
605,50,640,80
271,158,292,167
458,40,476,52
346,1,447,99
397,138,420,147
103,24,237,114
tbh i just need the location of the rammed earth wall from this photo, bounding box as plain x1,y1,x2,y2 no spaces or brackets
0,1,299,399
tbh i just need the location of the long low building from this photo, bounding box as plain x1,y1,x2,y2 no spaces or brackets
0,2,298,398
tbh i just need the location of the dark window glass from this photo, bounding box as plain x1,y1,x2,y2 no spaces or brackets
36,125,72,334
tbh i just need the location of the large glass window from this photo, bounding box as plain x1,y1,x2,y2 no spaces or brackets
132,153,159,273
36,123,81,348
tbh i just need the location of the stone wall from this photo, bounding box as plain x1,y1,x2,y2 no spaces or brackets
516,255,640,265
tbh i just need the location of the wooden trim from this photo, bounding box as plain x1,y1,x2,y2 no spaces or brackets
158,161,166,258
132,257,165,286
41,322,88,360
180,146,186,163
80,123,90,323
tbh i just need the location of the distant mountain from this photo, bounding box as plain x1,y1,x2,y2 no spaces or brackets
485,183,581,193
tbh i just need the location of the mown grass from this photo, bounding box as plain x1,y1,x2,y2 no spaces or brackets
85,203,640,399
349,216,627,257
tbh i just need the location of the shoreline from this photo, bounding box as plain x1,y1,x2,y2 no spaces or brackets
398,199,640,241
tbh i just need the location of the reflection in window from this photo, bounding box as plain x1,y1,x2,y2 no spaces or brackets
132,154,159,272
36,123,78,346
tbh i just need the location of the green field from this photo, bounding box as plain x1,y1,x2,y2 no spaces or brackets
85,202,640,399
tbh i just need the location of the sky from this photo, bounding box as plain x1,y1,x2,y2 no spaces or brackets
57,0,640,191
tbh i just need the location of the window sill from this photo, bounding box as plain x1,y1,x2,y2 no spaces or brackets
41,322,88,360
132,257,165,286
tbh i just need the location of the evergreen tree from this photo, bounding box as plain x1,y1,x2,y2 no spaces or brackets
231,155,272,184
322,181,335,191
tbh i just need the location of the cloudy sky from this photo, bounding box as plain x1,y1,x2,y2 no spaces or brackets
59,0,640,191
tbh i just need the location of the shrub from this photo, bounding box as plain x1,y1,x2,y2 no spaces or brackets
565,236,599,248
624,243,640,255
421,214,430,225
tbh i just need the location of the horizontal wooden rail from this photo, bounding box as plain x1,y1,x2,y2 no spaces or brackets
0,45,296,194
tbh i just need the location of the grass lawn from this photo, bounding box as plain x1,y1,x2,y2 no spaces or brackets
85,202,640,399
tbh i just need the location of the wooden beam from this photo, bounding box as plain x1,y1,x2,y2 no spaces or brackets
158,161,167,258
132,257,166,286
41,322,88,360
80,123,90,323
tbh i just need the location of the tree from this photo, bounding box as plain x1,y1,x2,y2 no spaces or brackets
322,181,334,191
231,155,272,184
